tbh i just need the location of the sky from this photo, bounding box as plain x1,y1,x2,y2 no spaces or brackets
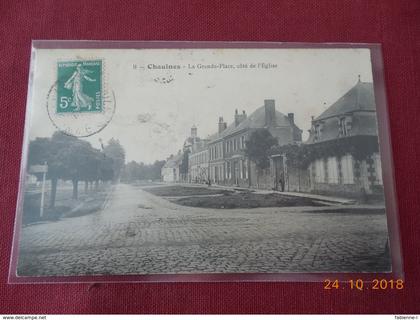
28,47,374,163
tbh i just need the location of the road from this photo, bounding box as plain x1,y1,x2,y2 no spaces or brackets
17,183,390,276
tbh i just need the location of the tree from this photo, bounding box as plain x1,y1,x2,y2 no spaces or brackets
28,133,82,205
103,138,125,183
179,150,190,182
121,159,166,182
28,131,110,205
245,129,278,170
152,160,166,180
245,129,278,187
52,133,100,200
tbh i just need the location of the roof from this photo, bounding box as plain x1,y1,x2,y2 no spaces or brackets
315,81,375,121
207,105,296,142
306,81,378,144
184,136,201,146
162,153,183,168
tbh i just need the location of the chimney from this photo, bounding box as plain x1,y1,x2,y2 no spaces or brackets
264,99,275,127
235,109,247,126
218,117,227,133
287,113,294,125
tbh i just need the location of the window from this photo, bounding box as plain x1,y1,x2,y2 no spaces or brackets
226,162,231,179
373,153,383,185
341,154,354,184
242,159,248,179
339,117,349,136
314,159,325,183
327,157,338,184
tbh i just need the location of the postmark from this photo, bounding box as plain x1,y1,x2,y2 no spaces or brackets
46,59,115,137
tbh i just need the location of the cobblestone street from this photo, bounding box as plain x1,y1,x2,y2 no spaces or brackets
17,184,390,276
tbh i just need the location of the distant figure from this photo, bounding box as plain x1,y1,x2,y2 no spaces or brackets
279,172,285,192
207,178,212,186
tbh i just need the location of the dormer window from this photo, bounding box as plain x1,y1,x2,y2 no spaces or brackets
339,116,351,137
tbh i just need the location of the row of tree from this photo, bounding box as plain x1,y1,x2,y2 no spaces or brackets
121,160,166,182
28,132,125,207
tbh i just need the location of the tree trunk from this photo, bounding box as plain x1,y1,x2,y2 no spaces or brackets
72,179,78,200
49,177,58,208
84,181,88,193
95,180,99,191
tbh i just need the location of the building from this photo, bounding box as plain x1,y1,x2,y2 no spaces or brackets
188,140,209,183
206,117,227,185
183,125,200,152
304,78,383,198
161,153,183,182
207,99,302,188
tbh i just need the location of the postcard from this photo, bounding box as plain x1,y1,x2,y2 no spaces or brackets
9,42,402,282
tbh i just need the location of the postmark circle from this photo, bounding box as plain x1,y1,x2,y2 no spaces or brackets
46,82,116,138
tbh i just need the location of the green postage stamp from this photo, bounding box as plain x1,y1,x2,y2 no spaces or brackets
57,60,102,113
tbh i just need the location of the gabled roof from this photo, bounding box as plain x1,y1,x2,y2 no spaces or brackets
207,105,296,143
315,81,375,121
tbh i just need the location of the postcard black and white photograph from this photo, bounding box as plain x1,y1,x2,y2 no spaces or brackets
13,46,392,278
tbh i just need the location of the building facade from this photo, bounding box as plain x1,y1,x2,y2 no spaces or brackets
162,81,384,200
161,153,183,182
304,78,383,198
188,140,209,183
207,99,302,188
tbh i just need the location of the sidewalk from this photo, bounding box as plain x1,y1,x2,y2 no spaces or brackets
23,184,113,226
179,182,357,205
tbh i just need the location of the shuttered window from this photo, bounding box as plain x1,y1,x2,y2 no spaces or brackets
327,157,339,184
341,154,354,184
373,153,383,185
314,159,325,183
